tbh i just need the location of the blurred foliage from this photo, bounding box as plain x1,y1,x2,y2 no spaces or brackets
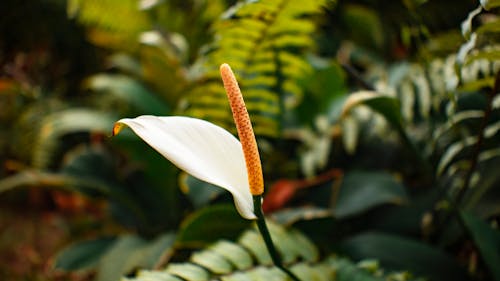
124,222,424,281
1,0,500,281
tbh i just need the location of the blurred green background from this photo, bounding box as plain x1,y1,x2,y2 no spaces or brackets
1,0,500,280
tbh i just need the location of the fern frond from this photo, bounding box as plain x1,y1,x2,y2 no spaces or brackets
123,223,419,281
182,0,328,137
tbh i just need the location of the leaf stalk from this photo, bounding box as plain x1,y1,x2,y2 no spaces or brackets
253,195,302,281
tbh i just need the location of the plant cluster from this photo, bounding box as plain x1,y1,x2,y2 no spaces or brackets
1,0,500,281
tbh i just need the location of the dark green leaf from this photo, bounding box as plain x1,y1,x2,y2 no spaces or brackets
85,74,170,116
180,173,225,208
340,232,469,281
176,204,251,247
32,108,116,169
96,233,175,281
341,4,384,50
461,211,500,281
334,171,408,218
53,237,116,271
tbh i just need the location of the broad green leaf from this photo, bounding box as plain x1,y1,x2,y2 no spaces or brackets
340,232,468,281
176,205,251,247
96,235,149,281
85,74,169,116
0,170,112,195
334,171,408,218
461,211,500,281
179,173,225,208
33,108,116,169
54,237,116,271
341,4,384,50
96,233,176,281
60,145,117,192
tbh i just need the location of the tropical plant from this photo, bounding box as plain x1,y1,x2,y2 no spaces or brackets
1,0,500,281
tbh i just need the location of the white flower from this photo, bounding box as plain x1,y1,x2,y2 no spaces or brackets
114,115,256,219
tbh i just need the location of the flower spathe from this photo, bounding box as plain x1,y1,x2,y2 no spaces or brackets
113,115,256,219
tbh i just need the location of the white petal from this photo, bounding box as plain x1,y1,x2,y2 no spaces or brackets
115,115,256,219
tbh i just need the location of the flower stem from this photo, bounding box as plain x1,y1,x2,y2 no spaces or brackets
253,196,302,281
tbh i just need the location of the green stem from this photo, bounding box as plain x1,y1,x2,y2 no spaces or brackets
253,196,302,281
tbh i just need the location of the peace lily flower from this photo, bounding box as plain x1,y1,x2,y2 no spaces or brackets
114,64,301,281
113,64,263,220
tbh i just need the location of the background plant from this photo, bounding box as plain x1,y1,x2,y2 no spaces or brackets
1,0,499,281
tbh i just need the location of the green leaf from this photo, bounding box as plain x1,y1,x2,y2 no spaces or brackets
432,110,484,146
85,74,170,116
96,233,175,281
60,145,117,193
341,4,384,50
461,211,500,281
334,171,408,218
134,270,183,281
437,120,500,175
180,173,225,208
54,237,116,271
326,257,385,281
466,148,500,217
0,170,113,195
209,240,253,270
190,250,233,275
176,205,251,247
342,91,403,131
96,235,147,281
33,108,117,169
165,263,209,281
271,207,332,226
340,232,468,281
238,229,272,266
